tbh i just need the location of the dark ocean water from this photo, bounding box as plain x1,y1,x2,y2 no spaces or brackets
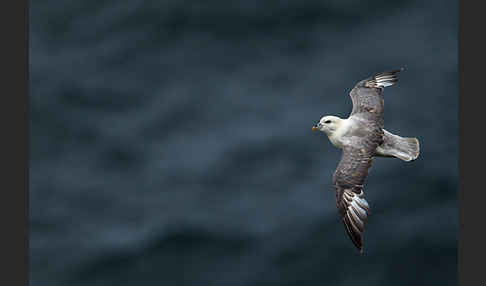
30,0,457,285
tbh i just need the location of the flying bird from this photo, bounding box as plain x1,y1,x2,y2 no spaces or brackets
312,68,420,253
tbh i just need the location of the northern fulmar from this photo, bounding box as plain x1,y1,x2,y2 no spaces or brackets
312,68,420,254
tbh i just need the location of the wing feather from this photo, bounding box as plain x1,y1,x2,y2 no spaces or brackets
349,68,403,126
333,145,374,253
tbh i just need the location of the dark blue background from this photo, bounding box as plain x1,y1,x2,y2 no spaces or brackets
30,0,457,285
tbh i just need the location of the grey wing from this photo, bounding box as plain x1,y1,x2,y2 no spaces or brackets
333,145,375,253
349,68,403,128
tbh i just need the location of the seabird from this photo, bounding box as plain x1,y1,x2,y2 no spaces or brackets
312,68,420,253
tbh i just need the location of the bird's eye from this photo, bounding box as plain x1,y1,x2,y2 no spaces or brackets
324,120,331,124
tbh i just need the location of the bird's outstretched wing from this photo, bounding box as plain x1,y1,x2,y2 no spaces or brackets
333,145,374,253
349,68,403,127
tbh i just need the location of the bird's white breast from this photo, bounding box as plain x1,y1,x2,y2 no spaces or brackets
329,119,353,149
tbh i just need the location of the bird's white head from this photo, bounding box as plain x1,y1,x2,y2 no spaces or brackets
312,115,343,137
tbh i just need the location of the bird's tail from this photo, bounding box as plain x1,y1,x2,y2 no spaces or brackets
376,129,420,162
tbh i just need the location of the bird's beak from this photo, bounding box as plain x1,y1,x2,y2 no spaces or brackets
312,126,318,132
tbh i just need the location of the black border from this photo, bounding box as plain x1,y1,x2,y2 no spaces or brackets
459,0,484,285
0,0,28,285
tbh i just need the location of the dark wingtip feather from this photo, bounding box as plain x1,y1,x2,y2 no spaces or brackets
342,216,363,252
366,68,404,88
355,68,404,89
